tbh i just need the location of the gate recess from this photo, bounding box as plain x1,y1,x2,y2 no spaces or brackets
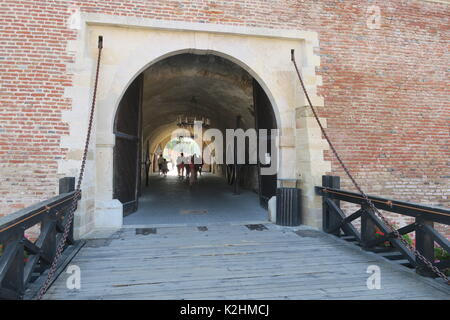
113,74,144,216
253,79,277,209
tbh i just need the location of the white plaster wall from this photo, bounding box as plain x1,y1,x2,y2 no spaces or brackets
62,14,329,238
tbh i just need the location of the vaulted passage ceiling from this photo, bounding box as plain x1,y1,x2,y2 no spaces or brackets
142,54,256,152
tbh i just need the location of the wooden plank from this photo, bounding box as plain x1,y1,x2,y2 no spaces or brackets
361,206,377,249
365,209,417,266
316,186,450,225
43,225,450,300
365,222,417,247
322,176,341,235
24,240,85,300
421,223,450,253
0,191,77,241
47,278,428,299
0,240,20,283
326,199,361,242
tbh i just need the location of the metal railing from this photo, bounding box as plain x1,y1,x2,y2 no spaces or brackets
0,177,80,299
316,175,450,279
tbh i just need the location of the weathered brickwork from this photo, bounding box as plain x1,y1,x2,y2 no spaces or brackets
0,1,77,215
0,1,448,235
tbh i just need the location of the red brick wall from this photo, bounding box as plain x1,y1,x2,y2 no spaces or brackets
0,1,76,215
0,1,448,236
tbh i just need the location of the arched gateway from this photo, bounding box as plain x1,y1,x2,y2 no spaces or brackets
113,52,278,221
62,16,329,238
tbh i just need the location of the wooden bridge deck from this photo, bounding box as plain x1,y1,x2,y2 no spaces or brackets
44,223,450,300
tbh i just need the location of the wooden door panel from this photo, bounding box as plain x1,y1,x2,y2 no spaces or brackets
253,79,277,209
113,75,143,215
114,138,138,214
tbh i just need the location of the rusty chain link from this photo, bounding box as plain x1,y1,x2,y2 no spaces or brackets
36,36,103,300
291,50,449,284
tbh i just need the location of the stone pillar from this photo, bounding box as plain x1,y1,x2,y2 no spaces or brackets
94,133,123,230
295,107,331,229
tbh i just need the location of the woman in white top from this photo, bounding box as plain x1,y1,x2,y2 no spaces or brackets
176,153,185,178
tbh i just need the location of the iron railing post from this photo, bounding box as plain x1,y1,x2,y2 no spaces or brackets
59,177,75,194
415,217,435,277
361,204,378,250
1,229,25,299
59,177,75,244
322,175,340,235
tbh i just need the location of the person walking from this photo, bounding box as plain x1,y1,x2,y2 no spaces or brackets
189,155,197,186
157,154,164,175
161,158,169,177
184,154,191,180
194,153,203,176
176,153,185,178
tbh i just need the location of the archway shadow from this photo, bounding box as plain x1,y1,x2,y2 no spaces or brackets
124,173,267,225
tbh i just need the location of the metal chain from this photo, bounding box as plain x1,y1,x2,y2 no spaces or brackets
291,51,449,284
36,37,103,300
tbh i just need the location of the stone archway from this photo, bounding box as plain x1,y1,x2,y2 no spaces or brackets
62,15,330,238
114,52,279,221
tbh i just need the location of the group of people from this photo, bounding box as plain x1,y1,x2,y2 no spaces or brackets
176,153,203,185
156,153,203,185
157,155,170,177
